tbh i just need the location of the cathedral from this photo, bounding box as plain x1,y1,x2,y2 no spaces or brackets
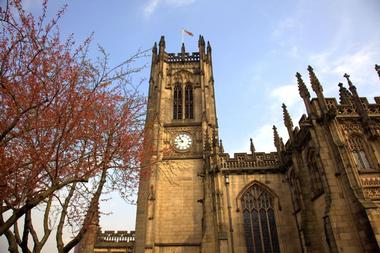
78,36,380,253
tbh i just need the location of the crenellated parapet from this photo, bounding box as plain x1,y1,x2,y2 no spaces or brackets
219,152,281,172
166,52,200,62
95,230,135,250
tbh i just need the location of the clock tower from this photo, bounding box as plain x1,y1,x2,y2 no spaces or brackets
135,36,224,253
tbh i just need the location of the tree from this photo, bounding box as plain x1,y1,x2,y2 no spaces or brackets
0,0,146,252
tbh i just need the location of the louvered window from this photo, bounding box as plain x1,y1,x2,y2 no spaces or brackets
185,84,193,119
173,84,182,119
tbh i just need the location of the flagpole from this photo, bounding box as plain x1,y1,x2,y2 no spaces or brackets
181,28,184,45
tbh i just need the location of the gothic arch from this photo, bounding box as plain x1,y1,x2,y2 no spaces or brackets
238,181,281,253
236,181,280,212
172,69,195,84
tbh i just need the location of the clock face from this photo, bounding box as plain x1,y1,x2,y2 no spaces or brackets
173,133,192,151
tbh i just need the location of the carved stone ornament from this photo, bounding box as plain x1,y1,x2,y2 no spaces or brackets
165,67,201,89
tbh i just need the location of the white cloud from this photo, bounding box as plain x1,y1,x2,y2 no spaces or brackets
308,43,380,96
270,84,299,107
143,0,196,16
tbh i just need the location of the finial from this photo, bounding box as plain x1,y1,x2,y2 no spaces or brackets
207,41,212,53
198,35,205,47
296,72,310,99
219,139,224,153
307,65,323,93
250,138,255,153
159,36,165,55
152,42,157,54
376,64,380,78
159,36,165,47
338,82,352,105
282,103,293,129
181,43,186,54
273,125,282,152
343,73,354,88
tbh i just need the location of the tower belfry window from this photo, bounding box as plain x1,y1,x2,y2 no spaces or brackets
173,84,182,119
185,84,193,119
241,184,280,253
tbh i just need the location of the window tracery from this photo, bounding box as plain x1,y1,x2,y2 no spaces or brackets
241,183,280,253
348,135,371,170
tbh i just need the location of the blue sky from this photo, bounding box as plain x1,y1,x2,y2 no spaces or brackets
1,0,380,251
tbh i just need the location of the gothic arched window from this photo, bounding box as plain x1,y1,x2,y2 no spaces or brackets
348,135,371,170
185,84,193,119
173,84,182,119
241,184,280,253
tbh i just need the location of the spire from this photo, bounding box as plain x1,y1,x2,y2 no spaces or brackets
152,42,157,55
344,73,368,121
308,65,323,93
296,72,310,99
375,64,380,79
338,82,352,105
282,103,294,140
250,138,255,154
308,65,327,112
159,35,165,54
198,35,205,47
152,42,158,63
207,41,212,53
273,125,281,151
296,72,312,115
198,35,205,51
282,103,293,129
219,139,224,153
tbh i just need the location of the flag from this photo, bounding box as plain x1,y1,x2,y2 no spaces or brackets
183,29,194,36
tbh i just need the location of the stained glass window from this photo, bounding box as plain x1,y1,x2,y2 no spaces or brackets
173,84,182,119
241,184,280,253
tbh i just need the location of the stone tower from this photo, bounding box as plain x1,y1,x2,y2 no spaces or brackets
135,36,222,253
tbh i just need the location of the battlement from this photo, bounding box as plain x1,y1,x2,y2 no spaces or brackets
95,230,135,251
219,152,280,170
165,52,200,62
